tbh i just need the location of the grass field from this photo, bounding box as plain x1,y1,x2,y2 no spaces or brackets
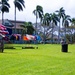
0,44,75,75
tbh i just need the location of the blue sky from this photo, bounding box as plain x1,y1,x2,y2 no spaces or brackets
0,0,75,23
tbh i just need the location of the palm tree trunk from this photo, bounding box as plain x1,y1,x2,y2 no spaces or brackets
52,22,53,44
58,21,60,43
70,26,73,43
43,25,45,44
34,12,38,44
14,6,16,34
2,12,4,24
35,12,37,35
64,27,66,42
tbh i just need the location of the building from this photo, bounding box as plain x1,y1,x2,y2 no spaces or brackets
0,19,25,35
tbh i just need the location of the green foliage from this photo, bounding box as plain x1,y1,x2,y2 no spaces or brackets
66,33,75,44
33,5,43,35
1,0,10,13
42,13,51,26
26,25,34,34
71,18,75,26
0,44,75,75
20,21,34,35
14,0,25,11
33,5,43,19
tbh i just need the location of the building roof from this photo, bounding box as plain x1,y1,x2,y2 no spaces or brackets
0,19,25,29
8,20,25,29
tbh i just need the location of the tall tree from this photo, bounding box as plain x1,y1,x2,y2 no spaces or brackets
50,13,59,43
71,18,75,33
42,13,51,43
71,18,75,34
71,18,75,26
33,5,43,35
26,22,34,35
20,22,34,36
71,18,75,43
56,7,65,43
14,0,25,33
63,14,71,42
1,0,10,24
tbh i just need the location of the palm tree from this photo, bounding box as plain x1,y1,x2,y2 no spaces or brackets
63,15,71,27
71,18,75,26
71,18,75,43
33,5,43,35
42,13,51,43
20,22,27,37
63,14,71,42
20,22,34,36
1,0,10,24
71,18,75,32
50,13,59,43
14,0,25,33
26,22,34,35
71,18,75,31
56,7,65,43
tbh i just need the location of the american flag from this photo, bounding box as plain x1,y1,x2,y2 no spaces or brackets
0,24,9,37
0,24,6,30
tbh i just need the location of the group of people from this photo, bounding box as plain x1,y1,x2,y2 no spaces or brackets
10,34,21,41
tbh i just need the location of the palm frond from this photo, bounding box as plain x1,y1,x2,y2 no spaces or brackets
14,0,25,11
1,0,10,13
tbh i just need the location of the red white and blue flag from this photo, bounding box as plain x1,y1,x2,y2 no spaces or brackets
0,24,9,37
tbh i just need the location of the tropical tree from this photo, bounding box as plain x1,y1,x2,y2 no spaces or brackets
71,18,75,26
71,18,75,32
20,21,34,36
0,0,10,24
62,14,71,42
26,22,34,35
33,5,43,35
50,13,59,43
69,18,75,43
14,0,25,33
42,13,51,43
56,7,65,43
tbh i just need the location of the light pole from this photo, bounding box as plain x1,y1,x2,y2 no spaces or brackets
0,1,3,24
0,2,2,13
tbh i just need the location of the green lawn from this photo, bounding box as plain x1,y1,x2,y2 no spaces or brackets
0,44,75,75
